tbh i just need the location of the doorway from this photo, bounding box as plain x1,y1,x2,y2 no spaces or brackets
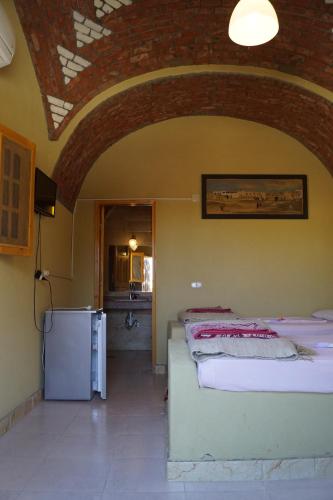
94,201,156,366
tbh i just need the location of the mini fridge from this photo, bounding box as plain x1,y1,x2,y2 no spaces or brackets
44,308,106,400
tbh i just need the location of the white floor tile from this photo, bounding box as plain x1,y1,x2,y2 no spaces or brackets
0,433,58,459
17,493,102,500
11,413,75,435
186,492,267,500
30,401,87,416
101,401,166,416
109,434,166,459
0,457,43,490
102,493,186,500
184,480,266,492
0,493,20,500
45,434,114,461
1,350,332,498
105,458,185,493
24,457,110,493
265,478,333,500
65,414,167,437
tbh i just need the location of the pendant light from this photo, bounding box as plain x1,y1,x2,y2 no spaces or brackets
128,235,138,251
228,0,279,47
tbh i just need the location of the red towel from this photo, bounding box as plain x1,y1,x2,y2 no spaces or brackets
193,328,279,339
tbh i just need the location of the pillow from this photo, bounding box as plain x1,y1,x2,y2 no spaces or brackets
186,307,232,313
312,309,333,321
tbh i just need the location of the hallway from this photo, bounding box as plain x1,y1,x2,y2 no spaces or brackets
0,351,332,499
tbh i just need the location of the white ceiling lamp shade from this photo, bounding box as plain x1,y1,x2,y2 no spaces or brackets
128,235,138,252
0,3,15,68
228,0,279,47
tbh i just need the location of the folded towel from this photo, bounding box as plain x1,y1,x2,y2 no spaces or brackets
193,328,279,339
185,321,315,362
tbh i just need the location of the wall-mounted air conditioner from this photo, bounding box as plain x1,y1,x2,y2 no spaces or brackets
0,3,15,68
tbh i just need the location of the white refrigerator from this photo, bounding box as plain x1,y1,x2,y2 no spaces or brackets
44,309,106,400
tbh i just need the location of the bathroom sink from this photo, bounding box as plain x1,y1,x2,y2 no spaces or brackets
115,298,148,302
103,296,152,310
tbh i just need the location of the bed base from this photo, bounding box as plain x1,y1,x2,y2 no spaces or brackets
168,339,333,481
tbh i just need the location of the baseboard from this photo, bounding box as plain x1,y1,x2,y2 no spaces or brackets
0,389,42,437
167,457,333,481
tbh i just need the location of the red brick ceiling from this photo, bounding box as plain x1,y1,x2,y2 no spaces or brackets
14,0,333,208
53,73,333,210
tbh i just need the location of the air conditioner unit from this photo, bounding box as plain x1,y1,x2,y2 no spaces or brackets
0,3,15,68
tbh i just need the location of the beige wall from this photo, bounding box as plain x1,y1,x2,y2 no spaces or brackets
0,1,73,420
75,116,333,364
1,0,333,420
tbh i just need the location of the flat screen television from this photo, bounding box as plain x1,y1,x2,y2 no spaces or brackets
34,167,57,217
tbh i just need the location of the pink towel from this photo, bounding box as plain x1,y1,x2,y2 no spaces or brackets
193,328,279,340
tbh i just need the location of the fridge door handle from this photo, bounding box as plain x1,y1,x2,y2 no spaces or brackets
97,313,107,399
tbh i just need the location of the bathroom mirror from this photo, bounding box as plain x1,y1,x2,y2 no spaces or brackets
130,252,144,282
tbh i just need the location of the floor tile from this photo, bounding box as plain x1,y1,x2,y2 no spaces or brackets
17,493,102,500
184,480,266,492
0,433,58,459
65,414,167,437
105,458,185,493
11,413,75,435
109,433,166,459
45,434,114,461
264,478,333,500
0,457,43,490
185,492,266,500
102,493,186,500
0,493,20,500
1,350,333,499
30,401,87,416
24,457,110,493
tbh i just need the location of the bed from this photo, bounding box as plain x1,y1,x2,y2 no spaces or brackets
167,316,333,481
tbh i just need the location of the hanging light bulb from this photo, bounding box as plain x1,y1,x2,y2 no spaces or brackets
228,0,279,47
128,235,138,251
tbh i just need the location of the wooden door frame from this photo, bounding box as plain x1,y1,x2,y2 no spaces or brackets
94,200,157,367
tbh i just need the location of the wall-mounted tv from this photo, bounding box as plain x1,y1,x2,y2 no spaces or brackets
34,167,57,217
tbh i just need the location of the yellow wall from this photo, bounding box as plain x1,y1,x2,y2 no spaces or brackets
0,1,73,420
71,201,96,307
75,116,333,363
1,0,333,419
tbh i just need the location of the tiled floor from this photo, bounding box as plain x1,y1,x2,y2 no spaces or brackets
0,351,333,499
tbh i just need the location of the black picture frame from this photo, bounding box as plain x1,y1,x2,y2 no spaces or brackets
202,174,308,219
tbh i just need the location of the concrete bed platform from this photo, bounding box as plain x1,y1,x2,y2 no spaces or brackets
167,337,333,481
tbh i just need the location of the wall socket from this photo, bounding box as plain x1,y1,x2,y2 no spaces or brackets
34,270,50,280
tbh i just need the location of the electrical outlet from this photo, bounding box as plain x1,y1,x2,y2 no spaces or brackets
34,270,49,280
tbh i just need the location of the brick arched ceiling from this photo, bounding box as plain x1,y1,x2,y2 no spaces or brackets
52,73,333,211
15,0,333,140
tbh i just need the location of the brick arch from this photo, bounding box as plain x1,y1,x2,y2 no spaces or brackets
53,73,333,210
15,0,333,139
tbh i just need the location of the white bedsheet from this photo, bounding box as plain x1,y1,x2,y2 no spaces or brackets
197,319,333,392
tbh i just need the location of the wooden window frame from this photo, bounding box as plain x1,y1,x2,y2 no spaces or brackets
0,124,35,256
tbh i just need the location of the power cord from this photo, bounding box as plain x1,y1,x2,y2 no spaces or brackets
33,213,54,335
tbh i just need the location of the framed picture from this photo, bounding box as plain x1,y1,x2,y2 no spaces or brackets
0,124,36,255
202,174,308,219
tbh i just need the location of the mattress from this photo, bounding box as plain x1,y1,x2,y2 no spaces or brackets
197,319,333,392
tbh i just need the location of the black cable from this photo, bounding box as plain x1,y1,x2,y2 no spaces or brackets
33,213,54,335
34,213,41,276
39,214,43,270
